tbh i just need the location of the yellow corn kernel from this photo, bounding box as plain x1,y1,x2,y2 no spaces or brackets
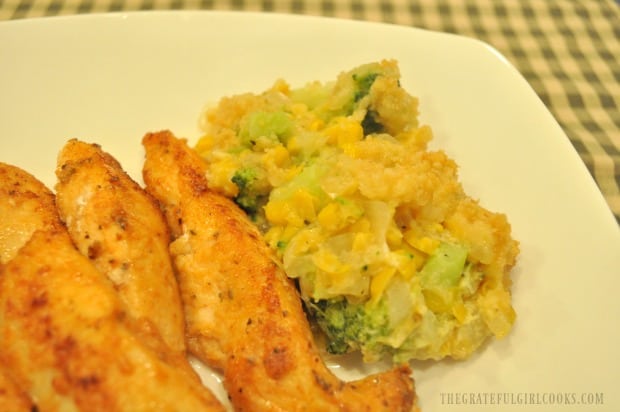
292,189,318,223
323,117,363,147
422,288,455,313
317,200,361,233
281,225,300,243
392,248,424,279
352,232,372,252
264,189,318,227
338,123,364,148
452,300,468,324
288,228,322,255
194,135,215,155
264,199,288,226
386,223,403,248
209,159,240,197
286,135,301,154
271,79,290,94
349,217,371,234
418,237,440,254
309,118,325,132
263,145,290,168
369,266,396,306
290,103,307,117
281,165,302,182
290,104,324,131
312,249,349,274
317,202,341,232
403,230,440,255
289,103,303,114
264,226,285,250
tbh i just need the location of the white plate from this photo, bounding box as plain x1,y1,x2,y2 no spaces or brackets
1,11,619,411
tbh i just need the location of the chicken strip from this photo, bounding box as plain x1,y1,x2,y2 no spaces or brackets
0,368,35,412
0,161,57,265
55,139,192,377
142,130,418,412
0,163,225,412
0,162,55,412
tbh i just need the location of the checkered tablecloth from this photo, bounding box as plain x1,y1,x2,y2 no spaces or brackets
2,0,619,223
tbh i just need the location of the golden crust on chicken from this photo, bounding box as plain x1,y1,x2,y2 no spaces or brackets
0,227,226,412
0,365,35,412
0,162,54,411
0,162,225,412
0,162,58,264
142,130,418,412
54,139,193,377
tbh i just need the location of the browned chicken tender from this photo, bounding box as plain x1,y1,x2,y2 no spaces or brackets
0,162,55,411
142,130,418,412
0,162,225,412
0,227,226,412
54,139,194,378
0,162,57,264
0,369,35,412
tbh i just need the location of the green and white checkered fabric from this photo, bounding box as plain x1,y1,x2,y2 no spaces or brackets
2,0,619,223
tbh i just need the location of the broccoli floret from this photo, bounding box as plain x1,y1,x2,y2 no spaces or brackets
352,72,379,103
239,111,293,148
269,161,328,206
231,168,267,218
419,242,468,313
361,109,385,135
308,297,390,357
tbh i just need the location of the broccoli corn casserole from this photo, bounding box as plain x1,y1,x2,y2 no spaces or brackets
195,60,519,363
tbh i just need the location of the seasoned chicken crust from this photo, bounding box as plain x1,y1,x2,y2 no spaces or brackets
142,130,419,412
0,161,58,265
0,162,225,412
55,139,194,378
0,369,35,412
0,228,226,412
0,162,51,411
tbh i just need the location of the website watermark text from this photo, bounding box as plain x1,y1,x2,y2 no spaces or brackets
440,392,604,407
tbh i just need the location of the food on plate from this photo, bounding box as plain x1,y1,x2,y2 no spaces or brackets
195,59,520,362
0,163,51,410
0,162,58,265
0,163,225,412
0,367,35,412
54,139,195,379
143,130,418,412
